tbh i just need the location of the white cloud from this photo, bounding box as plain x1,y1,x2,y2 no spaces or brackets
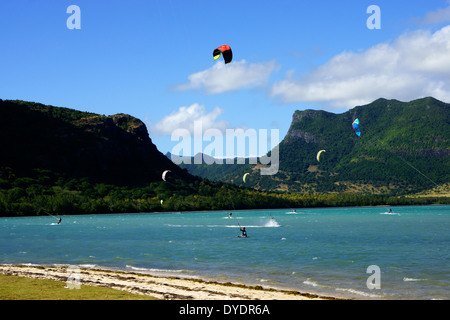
149,103,228,136
271,25,450,110
175,60,278,94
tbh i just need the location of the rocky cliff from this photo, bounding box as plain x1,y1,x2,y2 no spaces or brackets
0,99,188,186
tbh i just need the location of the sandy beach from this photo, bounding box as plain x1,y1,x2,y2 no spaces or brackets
0,265,331,300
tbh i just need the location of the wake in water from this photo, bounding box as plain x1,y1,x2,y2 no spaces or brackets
166,217,281,228
380,212,401,216
167,223,280,228
286,210,307,214
264,218,280,227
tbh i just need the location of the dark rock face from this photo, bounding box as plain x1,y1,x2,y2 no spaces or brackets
0,100,188,186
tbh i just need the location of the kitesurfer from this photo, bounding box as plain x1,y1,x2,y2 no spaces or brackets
57,218,62,225
240,227,247,238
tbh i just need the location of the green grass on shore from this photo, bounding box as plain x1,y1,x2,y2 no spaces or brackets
0,274,157,300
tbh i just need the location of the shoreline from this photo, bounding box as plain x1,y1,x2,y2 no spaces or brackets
0,264,338,300
1,202,449,219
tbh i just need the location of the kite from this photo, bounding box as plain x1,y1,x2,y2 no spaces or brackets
316,150,326,162
162,170,171,181
213,44,232,64
352,119,361,136
243,173,249,183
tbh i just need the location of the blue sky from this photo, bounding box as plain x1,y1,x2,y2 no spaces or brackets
1,0,450,157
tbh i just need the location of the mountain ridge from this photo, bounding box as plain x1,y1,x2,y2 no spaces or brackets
0,97,448,216
0,99,190,186
180,97,450,195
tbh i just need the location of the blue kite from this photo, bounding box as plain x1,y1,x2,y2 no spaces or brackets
352,118,361,136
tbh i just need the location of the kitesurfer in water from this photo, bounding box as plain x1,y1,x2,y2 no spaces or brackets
57,218,62,225
240,227,247,238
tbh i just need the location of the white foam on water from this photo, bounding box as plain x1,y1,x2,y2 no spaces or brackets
167,223,280,228
336,288,383,298
78,264,98,269
264,219,280,227
303,279,319,287
126,265,183,273
403,277,427,282
125,265,199,279
380,212,401,216
286,211,305,214
20,263,40,267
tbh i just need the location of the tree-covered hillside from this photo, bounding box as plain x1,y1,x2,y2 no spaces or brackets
181,97,450,195
0,98,448,217
0,99,189,186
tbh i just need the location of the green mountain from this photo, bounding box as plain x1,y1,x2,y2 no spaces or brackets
0,99,190,186
0,98,448,217
0,99,201,216
180,97,450,195
1,99,315,216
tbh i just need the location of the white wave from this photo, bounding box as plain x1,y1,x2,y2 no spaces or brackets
126,265,183,273
78,264,97,269
336,288,382,298
167,224,278,228
52,264,70,268
303,279,319,287
264,219,280,227
403,277,427,282
225,225,274,228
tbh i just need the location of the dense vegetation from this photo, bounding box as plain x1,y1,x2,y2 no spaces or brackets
181,97,450,195
0,99,188,186
0,166,447,217
0,98,448,217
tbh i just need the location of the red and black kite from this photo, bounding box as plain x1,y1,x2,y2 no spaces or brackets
213,44,232,64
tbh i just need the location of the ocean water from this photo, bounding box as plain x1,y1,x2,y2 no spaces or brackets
0,205,448,300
